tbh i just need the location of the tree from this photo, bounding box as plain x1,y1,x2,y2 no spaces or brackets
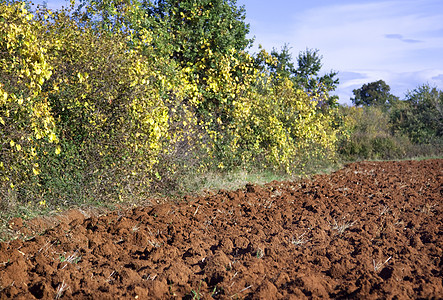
351,80,398,107
262,46,339,106
390,84,442,144
146,0,252,64
74,0,251,59
269,44,297,80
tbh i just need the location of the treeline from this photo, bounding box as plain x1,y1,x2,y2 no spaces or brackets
0,0,441,212
340,80,442,160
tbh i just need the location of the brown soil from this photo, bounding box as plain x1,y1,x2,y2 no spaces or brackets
0,159,442,299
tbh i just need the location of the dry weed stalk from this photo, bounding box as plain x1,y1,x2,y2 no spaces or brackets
230,285,252,298
291,231,309,246
60,250,81,269
379,205,390,216
330,218,356,235
373,256,392,272
55,280,68,299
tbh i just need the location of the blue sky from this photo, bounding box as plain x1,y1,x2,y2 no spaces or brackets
33,0,443,104
237,0,443,104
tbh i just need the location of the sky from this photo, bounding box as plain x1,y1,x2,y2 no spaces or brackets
32,0,443,105
236,0,443,104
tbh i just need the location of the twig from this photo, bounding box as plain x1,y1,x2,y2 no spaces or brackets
55,281,69,299
230,285,252,298
194,205,201,216
373,256,392,272
291,231,309,246
61,250,81,269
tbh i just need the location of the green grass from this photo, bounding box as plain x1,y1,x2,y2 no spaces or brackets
404,155,443,161
180,169,292,194
0,164,314,241
340,154,443,164
0,195,116,242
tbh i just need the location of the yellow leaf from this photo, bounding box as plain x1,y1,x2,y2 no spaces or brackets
33,167,40,175
1,91,7,102
48,132,57,143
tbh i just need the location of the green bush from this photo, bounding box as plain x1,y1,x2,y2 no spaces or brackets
390,84,443,145
338,105,411,160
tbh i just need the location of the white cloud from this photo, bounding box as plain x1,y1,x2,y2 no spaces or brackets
432,74,443,84
294,1,443,67
246,0,443,104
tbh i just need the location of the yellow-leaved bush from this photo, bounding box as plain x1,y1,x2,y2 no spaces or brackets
0,2,57,194
186,47,339,173
229,72,338,172
33,8,178,202
1,1,342,209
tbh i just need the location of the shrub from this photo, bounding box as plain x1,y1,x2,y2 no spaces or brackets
390,84,443,145
338,105,411,160
35,7,179,205
0,2,57,208
1,0,344,212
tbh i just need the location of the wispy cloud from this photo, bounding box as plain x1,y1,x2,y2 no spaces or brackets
432,74,443,83
287,0,443,103
385,34,422,43
241,0,443,104
292,1,443,68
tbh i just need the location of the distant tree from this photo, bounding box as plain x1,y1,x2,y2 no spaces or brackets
351,80,398,107
295,48,339,106
390,84,443,144
293,48,338,95
296,48,323,81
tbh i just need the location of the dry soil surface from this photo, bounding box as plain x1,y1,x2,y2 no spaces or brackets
0,159,442,299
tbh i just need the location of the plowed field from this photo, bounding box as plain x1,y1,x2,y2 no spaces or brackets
1,159,442,299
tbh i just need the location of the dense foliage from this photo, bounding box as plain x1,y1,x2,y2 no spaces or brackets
341,82,442,160
390,84,443,144
0,2,57,192
1,0,343,211
0,0,440,215
351,80,398,107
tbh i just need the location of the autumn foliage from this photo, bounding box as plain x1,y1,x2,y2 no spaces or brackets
1,0,341,209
